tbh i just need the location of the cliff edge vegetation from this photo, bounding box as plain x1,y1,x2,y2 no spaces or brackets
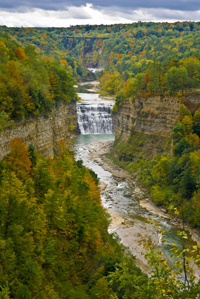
0,33,78,132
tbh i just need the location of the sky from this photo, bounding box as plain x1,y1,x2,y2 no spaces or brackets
0,0,200,27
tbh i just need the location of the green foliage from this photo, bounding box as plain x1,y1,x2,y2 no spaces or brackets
28,144,37,167
0,112,13,131
0,34,78,125
111,101,200,231
0,139,137,298
5,139,200,298
120,104,200,228
2,22,200,107
69,123,74,131
165,66,189,95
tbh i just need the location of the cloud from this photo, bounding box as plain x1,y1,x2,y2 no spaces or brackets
101,6,200,21
1,0,200,12
0,3,200,27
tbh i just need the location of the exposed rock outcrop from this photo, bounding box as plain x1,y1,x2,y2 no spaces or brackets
112,94,200,160
0,100,79,160
112,96,182,139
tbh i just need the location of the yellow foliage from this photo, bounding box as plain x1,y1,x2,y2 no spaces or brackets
59,59,68,67
182,115,193,135
172,48,178,53
186,133,200,147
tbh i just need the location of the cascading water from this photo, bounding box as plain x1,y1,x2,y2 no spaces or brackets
77,92,114,134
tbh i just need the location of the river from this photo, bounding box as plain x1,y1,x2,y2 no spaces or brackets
74,82,200,277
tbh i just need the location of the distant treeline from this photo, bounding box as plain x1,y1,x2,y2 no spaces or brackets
2,22,200,107
102,55,200,111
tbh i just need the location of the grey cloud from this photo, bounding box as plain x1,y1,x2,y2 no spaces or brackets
53,8,91,19
101,6,200,22
1,0,200,12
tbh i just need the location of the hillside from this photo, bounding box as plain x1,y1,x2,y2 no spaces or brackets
2,22,200,102
0,139,143,298
1,22,200,68
0,34,79,133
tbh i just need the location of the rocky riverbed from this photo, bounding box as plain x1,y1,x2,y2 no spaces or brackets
80,140,166,274
83,140,200,278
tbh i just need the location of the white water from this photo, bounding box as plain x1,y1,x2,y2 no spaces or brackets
77,93,114,134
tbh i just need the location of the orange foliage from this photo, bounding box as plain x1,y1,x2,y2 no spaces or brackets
73,29,82,33
59,59,68,67
183,57,200,65
6,138,31,180
96,39,101,48
144,73,152,86
6,60,23,84
84,172,101,205
14,47,26,60
49,71,58,94
117,54,123,59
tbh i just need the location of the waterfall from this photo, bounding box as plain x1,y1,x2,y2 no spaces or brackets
77,94,114,134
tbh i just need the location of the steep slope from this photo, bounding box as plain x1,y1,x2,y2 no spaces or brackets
0,100,78,160
112,94,200,161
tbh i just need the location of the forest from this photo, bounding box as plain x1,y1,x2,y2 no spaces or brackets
0,33,79,132
2,21,200,297
1,139,200,298
2,22,200,106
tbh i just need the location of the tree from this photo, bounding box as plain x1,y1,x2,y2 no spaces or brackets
5,138,31,181
193,109,200,136
165,66,188,95
123,77,140,98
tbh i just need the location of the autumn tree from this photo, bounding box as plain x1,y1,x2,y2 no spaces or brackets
5,138,31,181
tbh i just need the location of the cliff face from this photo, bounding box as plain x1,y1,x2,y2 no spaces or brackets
112,96,182,139
112,95,200,160
0,100,79,160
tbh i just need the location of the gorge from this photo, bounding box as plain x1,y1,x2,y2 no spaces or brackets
2,21,200,297
74,81,200,278
0,79,199,276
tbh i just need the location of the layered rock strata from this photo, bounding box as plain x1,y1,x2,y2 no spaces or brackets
112,94,200,160
0,100,78,160
112,96,181,140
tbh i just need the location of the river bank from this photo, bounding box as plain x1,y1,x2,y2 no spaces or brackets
91,141,200,240
81,140,163,274
85,140,200,278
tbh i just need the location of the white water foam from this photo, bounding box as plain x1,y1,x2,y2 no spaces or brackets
77,93,114,134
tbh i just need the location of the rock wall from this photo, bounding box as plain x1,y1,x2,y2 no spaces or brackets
112,94,200,160
0,100,79,160
112,96,182,140
113,94,200,139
